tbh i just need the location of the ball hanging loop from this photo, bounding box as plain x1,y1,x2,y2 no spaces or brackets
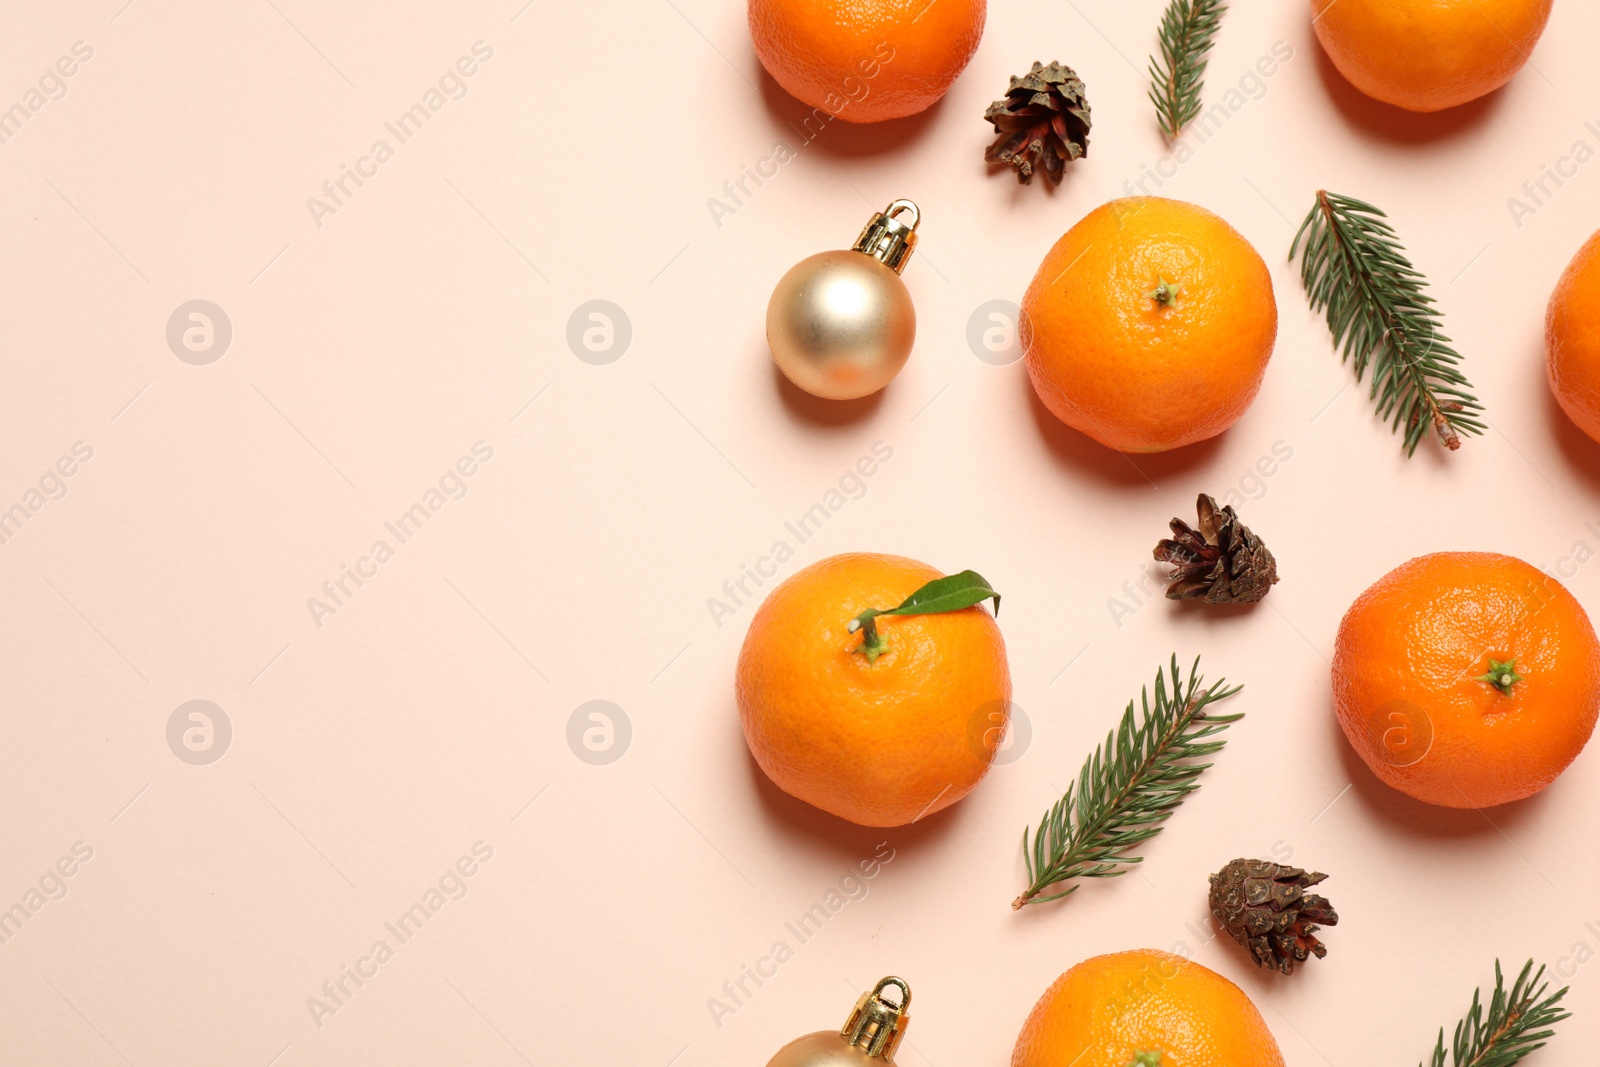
851,201,920,274
841,977,911,1057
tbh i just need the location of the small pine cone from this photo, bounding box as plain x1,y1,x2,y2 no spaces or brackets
1153,494,1278,604
1208,858,1338,975
983,61,1091,185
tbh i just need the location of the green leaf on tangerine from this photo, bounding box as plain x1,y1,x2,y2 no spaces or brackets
879,569,1000,618
848,570,1001,662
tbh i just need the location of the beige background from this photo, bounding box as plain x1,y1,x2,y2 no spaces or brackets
2,0,1599,1063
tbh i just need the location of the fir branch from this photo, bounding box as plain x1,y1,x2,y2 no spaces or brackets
1290,190,1485,455
1012,656,1242,909
1422,959,1570,1067
1147,0,1227,139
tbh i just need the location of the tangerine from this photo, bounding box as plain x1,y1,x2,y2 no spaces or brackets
1334,552,1600,808
1012,949,1285,1067
1021,197,1277,454
1311,0,1554,112
749,0,985,124
1547,229,1600,445
736,553,1009,827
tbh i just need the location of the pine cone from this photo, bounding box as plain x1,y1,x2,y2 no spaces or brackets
1208,858,1338,975
1153,494,1277,603
983,61,1091,185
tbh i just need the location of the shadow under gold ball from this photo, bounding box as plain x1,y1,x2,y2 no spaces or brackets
767,201,920,400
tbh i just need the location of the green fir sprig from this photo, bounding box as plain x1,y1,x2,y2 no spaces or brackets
1421,959,1570,1067
1147,0,1228,139
1290,190,1485,455
1012,656,1242,909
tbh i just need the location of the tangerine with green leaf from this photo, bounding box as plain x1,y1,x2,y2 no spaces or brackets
736,553,1009,827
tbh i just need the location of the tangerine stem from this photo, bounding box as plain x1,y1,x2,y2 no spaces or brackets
848,610,889,663
1475,657,1523,696
1147,277,1183,307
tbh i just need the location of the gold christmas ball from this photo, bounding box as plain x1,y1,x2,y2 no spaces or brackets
763,977,910,1067
767,250,915,400
765,201,922,401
